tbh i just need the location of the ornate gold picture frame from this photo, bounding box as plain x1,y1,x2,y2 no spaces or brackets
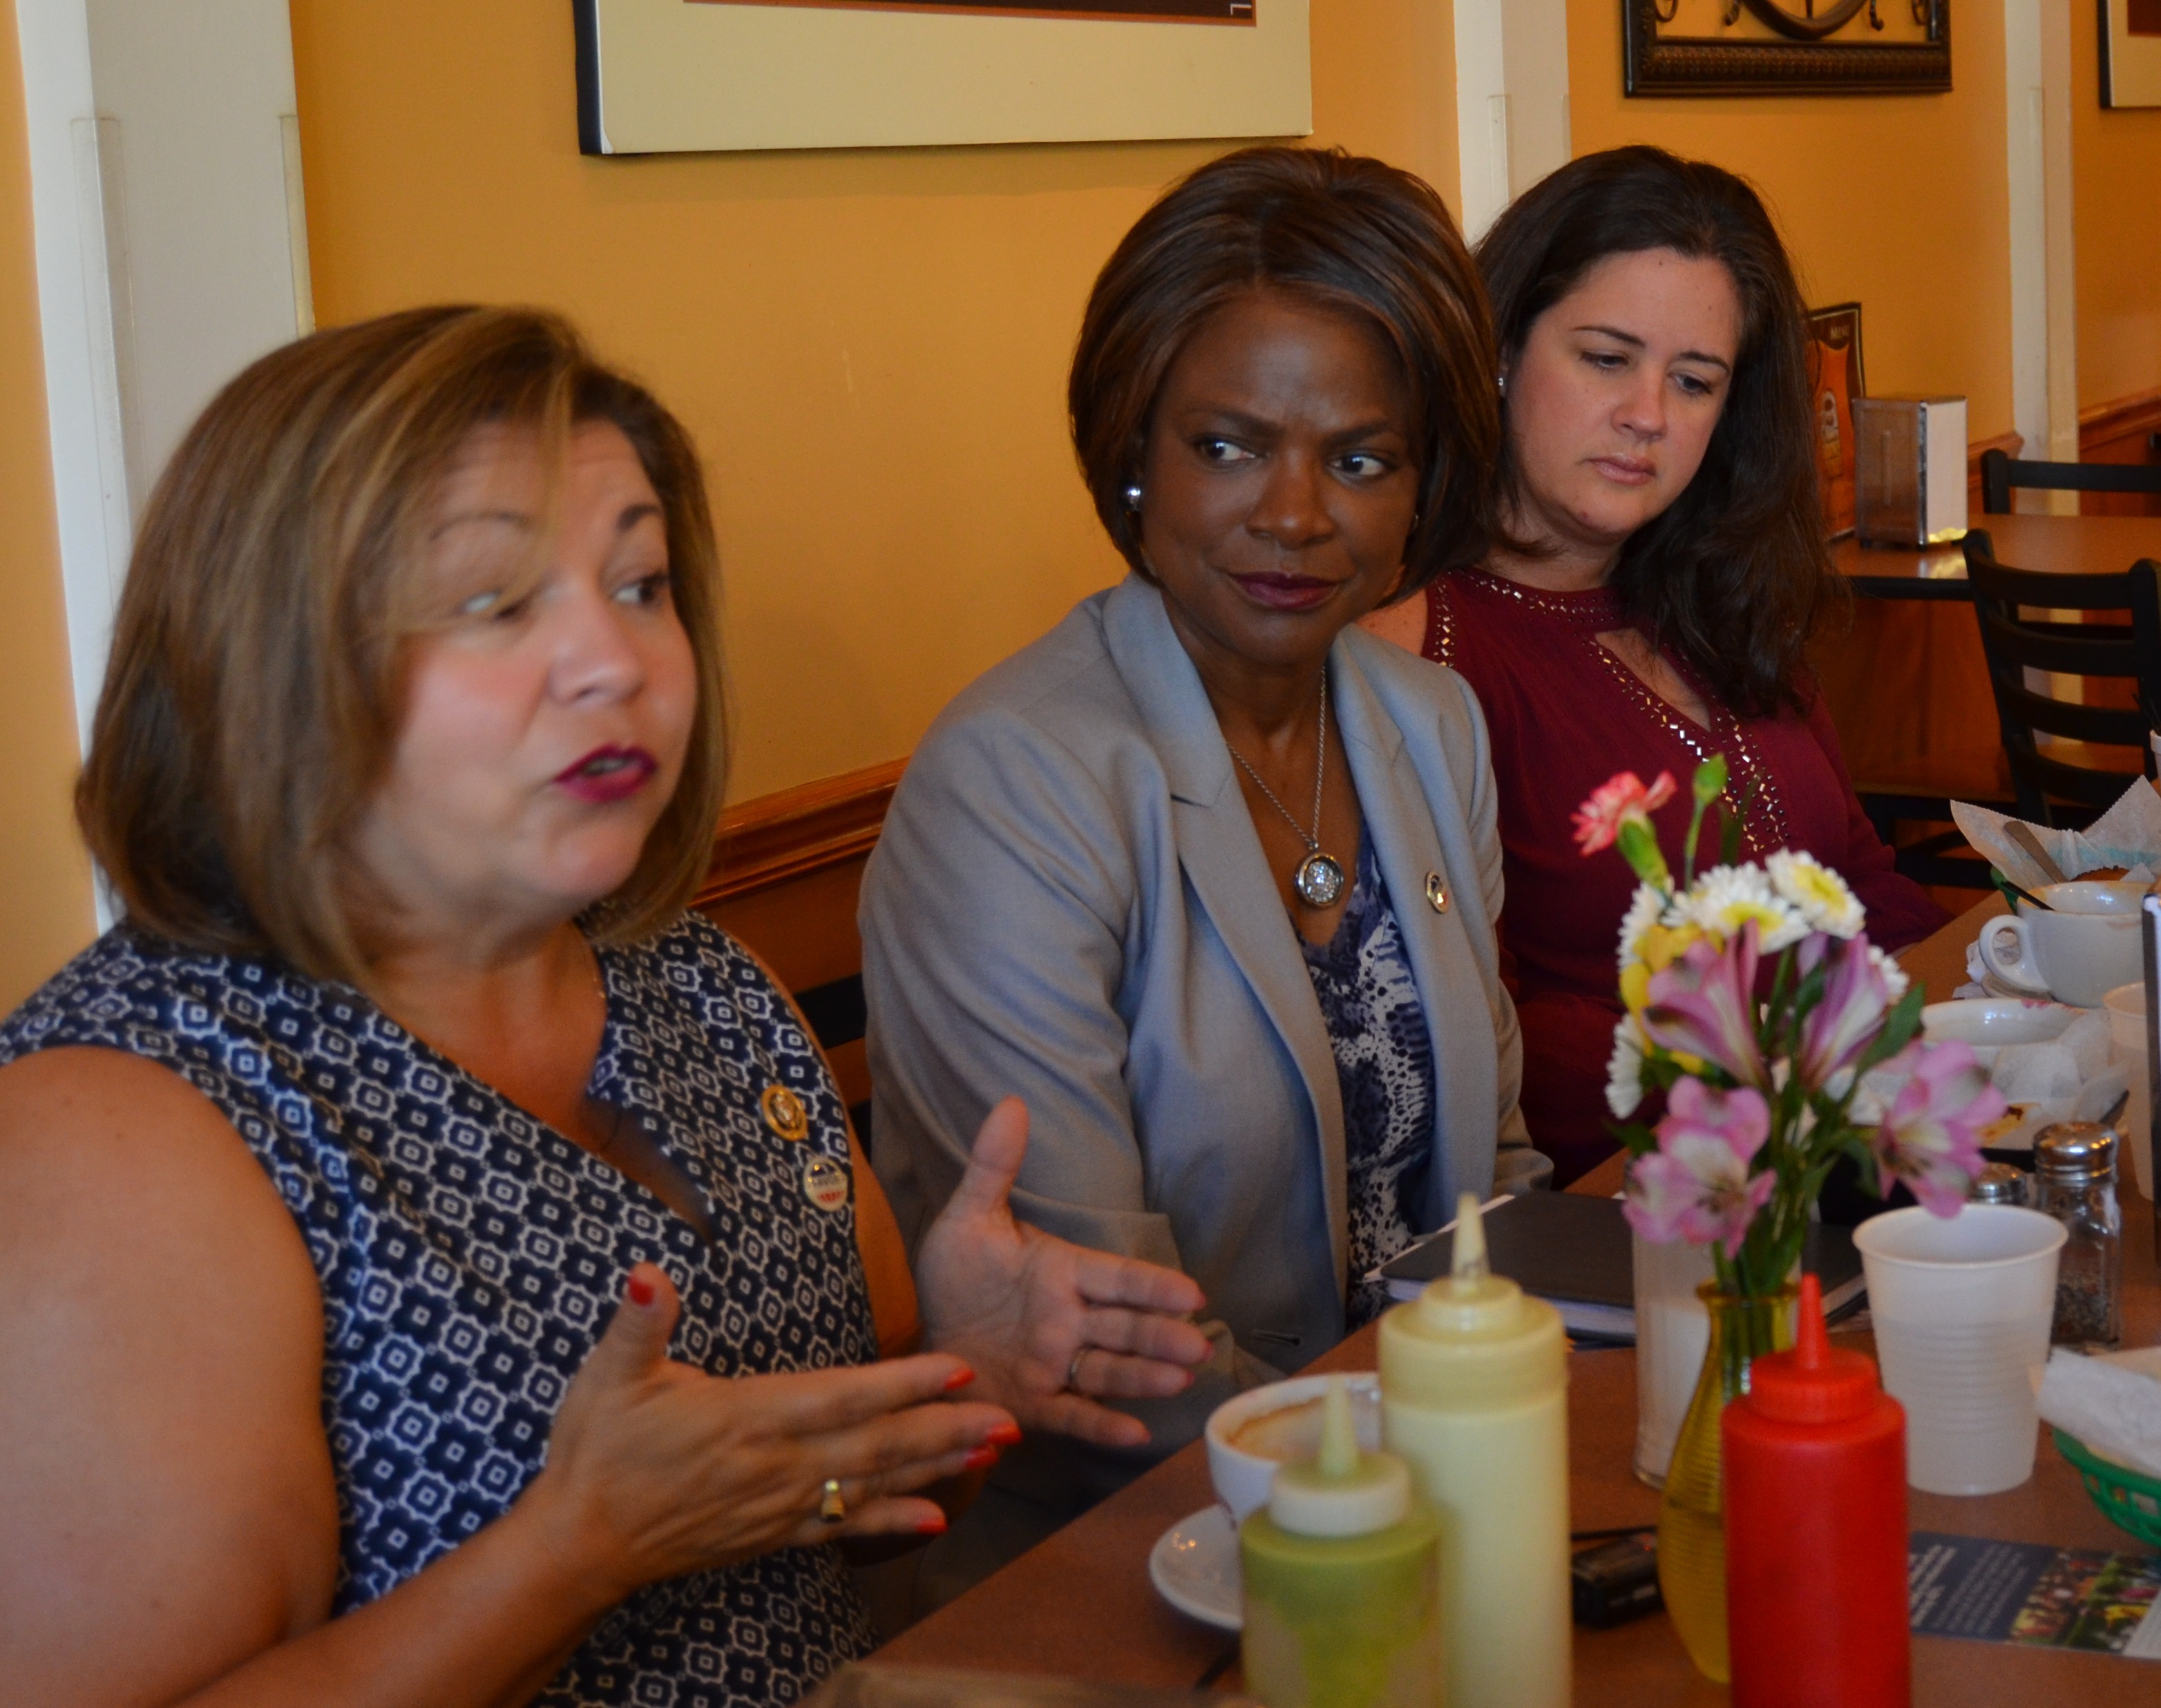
1624,1,1952,97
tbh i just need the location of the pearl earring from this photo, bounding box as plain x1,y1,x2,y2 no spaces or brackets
1497,372,1509,397
1122,484,1143,512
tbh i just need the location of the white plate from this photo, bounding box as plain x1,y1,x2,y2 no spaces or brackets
1921,997,2080,1046
1148,1504,1243,1631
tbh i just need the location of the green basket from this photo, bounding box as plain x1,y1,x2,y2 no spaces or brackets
2052,1429,2161,1549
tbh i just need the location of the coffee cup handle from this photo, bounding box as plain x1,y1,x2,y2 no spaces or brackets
1980,917,2051,996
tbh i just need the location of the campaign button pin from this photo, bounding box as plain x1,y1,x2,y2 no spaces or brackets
803,1155,850,1213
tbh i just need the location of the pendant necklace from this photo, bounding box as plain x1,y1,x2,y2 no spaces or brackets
1224,667,1346,910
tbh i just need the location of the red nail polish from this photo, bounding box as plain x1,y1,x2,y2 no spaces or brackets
962,1446,998,1471
942,1365,976,1392
985,1422,1023,1448
627,1274,655,1307
916,1512,949,1536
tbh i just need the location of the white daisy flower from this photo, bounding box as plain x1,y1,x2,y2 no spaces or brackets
1606,1018,1646,1119
1767,849,1865,939
1617,881,1671,972
1681,863,1808,952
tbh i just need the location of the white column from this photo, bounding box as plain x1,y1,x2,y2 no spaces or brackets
1454,0,1571,246
2003,0,2079,512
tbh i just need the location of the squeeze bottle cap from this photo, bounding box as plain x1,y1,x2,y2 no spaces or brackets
1380,1193,1565,1410
1743,1273,1880,1426
1268,1376,1413,1537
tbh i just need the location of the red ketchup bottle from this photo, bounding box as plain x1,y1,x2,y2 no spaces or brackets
1722,1272,1910,1708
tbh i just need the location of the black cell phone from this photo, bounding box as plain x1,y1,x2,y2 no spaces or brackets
1570,1531,1662,1629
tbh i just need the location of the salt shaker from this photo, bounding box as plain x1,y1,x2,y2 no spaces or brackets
1968,1162,2028,1207
2033,1122,2122,1350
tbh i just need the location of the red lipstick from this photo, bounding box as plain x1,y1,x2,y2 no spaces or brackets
1230,571,1337,613
555,745,658,804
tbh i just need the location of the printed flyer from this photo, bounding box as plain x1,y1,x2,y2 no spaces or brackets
1910,1532,2161,1658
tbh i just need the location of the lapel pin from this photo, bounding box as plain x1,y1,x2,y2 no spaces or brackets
1425,872,1450,914
762,1084,810,1143
802,1155,850,1212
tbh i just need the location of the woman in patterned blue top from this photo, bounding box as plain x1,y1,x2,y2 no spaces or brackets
0,307,1209,1707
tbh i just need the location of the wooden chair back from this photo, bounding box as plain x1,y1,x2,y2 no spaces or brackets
1962,530,2161,825
1979,448,2161,515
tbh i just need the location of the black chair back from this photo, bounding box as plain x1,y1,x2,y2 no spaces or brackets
1979,448,2161,515
1962,529,2161,825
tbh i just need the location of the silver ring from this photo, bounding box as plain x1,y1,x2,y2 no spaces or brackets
819,1478,846,1524
1066,1348,1087,1392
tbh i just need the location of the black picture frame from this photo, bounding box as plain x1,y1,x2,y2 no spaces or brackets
1624,1,1952,97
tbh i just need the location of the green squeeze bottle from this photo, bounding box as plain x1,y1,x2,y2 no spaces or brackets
1239,1376,1445,1708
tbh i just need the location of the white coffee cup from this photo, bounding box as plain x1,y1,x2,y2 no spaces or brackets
1204,1372,1382,1521
1979,881,2146,1008
1853,1205,2066,1495
2103,981,2154,1200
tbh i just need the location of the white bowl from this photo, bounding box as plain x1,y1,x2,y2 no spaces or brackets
1921,997,2080,1048
1203,1372,1381,1522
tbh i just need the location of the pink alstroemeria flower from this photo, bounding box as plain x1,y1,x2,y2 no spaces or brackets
1794,932,1893,1092
1869,1040,2003,1216
1572,769,1677,856
1640,923,1768,1088
1624,1077,1777,1258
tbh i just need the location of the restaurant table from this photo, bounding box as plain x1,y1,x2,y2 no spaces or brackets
1834,512,2161,602
873,894,2161,1702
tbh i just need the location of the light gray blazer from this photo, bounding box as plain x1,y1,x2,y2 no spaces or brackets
861,575,1539,1480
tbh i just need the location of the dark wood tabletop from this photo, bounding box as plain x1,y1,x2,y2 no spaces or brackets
873,896,2161,1702
1836,512,2161,601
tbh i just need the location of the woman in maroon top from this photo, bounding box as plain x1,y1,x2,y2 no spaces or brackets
1367,147,1944,1183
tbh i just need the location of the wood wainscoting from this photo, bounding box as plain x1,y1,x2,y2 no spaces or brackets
692,756,906,1109
2079,387,2161,516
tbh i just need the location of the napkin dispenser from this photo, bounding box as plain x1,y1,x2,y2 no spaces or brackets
1855,396,1968,547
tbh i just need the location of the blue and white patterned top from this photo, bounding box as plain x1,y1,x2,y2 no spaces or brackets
0,913,879,1707
1299,836,1437,1328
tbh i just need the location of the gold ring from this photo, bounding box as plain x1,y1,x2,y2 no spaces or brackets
819,1478,846,1524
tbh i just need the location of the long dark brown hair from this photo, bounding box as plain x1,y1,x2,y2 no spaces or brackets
1478,146,1840,716
1070,145,1502,601
77,306,730,986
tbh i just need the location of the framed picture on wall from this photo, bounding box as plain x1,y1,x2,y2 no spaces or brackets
2102,0,2161,108
1624,1,1950,97
1807,303,1865,541
573,0,1310,155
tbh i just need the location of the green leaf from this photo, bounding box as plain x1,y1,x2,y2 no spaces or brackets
1855,983,1926,1073
1606,1120,1660,1159
1720,805,1743,866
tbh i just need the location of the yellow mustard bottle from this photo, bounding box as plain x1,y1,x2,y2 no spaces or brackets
1379,1193,1571,1708
1239,1376,1445,1708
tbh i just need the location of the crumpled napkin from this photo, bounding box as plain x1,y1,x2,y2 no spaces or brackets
2036,1346,2161,1481
1953,775,2161,893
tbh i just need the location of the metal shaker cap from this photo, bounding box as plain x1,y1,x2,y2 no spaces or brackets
1969,1162,2028,1205
2034,1122,2117,1181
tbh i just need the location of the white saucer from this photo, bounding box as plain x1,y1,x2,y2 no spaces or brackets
1148,1504,1244,1631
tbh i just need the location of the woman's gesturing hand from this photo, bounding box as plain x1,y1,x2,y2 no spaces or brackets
525,1265,1018,1600
912,1097,1213,1450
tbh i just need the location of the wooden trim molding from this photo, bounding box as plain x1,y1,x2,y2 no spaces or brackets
695,756,908,908
2082,386,2161,456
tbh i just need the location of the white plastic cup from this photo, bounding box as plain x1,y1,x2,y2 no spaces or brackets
2103,981,2155,1200
1853,1206,2066,1495
1631,1231,1713,1486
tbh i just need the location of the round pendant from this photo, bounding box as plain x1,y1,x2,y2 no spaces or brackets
1294,851,1346,909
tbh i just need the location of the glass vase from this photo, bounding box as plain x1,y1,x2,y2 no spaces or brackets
1655,1281,1796,1682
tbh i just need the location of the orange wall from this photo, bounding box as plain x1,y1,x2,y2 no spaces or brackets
1566,0,2015,443
0,0,97,1008
2073,1,2161,410
290,0,1455,803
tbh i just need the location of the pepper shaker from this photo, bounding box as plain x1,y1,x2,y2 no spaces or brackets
1968,1162,2028,1207
2033,1122,2122,1350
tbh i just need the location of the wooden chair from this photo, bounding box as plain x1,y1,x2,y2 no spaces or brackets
1979,448,2161,515
1962,530,2161,827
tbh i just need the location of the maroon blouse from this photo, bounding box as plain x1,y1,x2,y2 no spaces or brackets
1422,570,1948,1185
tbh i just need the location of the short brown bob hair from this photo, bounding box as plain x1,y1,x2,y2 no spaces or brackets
78,305,730,986
1069,146,1503,600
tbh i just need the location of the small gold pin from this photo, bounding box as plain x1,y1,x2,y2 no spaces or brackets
1425,872,1450,914
803,1155,850,1212
761,1084,810,1143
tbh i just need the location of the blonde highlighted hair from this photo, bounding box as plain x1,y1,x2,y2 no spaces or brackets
77,305,730,986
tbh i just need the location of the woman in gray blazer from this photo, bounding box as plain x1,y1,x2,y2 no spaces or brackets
861,147,1548,1577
